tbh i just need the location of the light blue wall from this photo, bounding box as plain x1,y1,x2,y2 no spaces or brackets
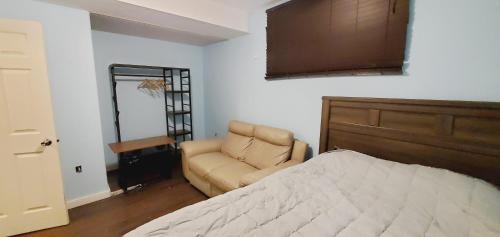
203,0,500,155
0,0,109,200
91,31,206,169
2,0,499,203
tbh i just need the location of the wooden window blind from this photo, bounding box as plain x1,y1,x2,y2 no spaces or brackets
266,0,410,79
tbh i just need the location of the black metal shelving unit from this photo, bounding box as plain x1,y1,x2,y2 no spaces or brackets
163,68,193,149
110,64,193,150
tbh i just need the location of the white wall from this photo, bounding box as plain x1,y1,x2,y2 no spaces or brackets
203,0,500,155
92,31,205,169
0,0,109,200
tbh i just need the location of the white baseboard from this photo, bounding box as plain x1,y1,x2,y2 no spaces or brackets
66,189,111,209
108,184,142,196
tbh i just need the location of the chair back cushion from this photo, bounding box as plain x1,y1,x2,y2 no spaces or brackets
227,120,254,137
243,125,293,169
221,121,255,159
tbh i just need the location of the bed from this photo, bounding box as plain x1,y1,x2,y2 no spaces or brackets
125,97,500,237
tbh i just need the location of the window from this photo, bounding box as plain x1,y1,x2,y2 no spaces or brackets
266,0,410,79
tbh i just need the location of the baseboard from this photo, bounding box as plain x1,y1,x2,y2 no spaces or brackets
109,184,141,197
66,189,111,209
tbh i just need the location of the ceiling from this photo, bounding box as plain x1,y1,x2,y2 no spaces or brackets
38,0,280,45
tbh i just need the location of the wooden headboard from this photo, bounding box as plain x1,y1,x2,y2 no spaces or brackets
319,97,500,187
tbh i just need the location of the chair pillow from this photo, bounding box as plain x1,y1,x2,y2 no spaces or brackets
243,138,291,169
228,120,255,137
254,125,293,146
221,132,253,160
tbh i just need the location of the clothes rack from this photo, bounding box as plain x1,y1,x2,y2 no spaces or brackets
108,64,193,191
109,63,193,148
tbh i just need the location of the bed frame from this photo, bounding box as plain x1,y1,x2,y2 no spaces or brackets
319,97,500,187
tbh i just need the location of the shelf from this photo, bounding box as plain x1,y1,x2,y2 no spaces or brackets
167,110,191,115
113,73,165,78
111,64,188,71
108,136,176,154
168,124,191,128
168,129,191,136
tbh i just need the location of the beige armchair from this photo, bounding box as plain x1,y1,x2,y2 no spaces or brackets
180,120,308,197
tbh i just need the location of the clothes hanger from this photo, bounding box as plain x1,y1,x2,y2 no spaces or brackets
137,79,171,97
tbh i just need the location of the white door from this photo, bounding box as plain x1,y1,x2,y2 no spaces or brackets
0,19,69,236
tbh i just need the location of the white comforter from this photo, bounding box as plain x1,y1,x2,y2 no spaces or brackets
125,150,500,237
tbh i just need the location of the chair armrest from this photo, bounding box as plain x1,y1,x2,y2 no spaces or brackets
291,140,308,162
239,160,302,187
180,138,224,180
180,138,224,159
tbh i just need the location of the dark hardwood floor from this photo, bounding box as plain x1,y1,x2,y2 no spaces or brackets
18,162,207,237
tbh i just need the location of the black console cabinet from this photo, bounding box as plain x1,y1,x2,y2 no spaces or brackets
109,136,177,192
118,148,173,191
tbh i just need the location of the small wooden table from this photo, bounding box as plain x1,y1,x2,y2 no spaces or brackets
108,136,176,192
109,136,176,153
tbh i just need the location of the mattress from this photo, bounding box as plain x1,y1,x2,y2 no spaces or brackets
125,150,500,237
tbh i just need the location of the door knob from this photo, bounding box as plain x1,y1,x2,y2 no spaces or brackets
41,139,53,147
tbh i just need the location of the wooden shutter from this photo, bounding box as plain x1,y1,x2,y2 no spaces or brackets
266,0,410,79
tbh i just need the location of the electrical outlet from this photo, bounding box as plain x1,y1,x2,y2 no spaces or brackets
75,166,82,173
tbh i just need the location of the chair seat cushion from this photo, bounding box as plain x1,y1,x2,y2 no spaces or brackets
207,162,258,192
189,152,240,178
